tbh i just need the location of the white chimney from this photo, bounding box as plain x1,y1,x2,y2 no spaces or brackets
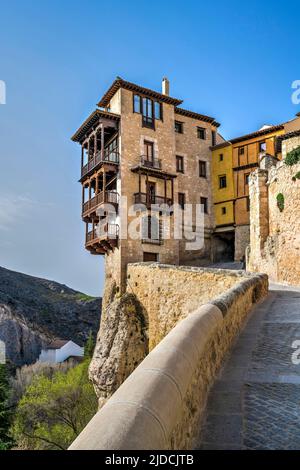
162,77,170,96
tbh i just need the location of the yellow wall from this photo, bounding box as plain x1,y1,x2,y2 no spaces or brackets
212,144,235,227
232,129,284,226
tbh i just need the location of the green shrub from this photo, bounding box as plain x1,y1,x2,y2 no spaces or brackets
0,364,14,449
285,146,300,166
11,360,97,450
292,171,300,181
276,193,285,212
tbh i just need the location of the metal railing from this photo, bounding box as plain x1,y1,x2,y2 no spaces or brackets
140,155,162,170
134,192,173,207
82,191,119,216
81,150,120,178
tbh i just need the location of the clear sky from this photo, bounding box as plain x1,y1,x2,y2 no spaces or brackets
0,0,299,296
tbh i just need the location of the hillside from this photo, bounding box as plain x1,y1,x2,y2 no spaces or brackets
0,266,101,366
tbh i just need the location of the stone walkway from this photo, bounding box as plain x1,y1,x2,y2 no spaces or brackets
196,283,300,450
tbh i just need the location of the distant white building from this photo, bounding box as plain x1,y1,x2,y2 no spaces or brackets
39,340,84,363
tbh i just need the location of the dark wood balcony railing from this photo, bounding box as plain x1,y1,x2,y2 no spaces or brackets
82,191,119,216
81,150,119,178
140,156,162,170
86,223,119,244
134,192,173,207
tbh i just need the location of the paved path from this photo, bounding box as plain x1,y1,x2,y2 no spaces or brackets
196,283,300,450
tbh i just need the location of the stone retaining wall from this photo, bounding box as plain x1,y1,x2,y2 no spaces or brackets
71,268,268,450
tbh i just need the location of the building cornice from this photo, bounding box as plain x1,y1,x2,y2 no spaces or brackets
175,107,220,127
71,109,120,143
230,124,284,144
97,78,183,107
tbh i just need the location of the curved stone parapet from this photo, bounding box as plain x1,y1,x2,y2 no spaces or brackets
69,271,268,450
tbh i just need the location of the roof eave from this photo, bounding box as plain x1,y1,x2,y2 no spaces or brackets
97,79,183,108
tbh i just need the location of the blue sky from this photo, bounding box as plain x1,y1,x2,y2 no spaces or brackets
0,0,299,296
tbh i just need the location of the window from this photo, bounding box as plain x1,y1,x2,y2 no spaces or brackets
178,192,185,209
219,154,224,161
144,140,154,162
142,97,154,128
143,252,158,262
176,155,184,173
200,197,208,214
219,175,227,188
141,215,159,240
175,121,183,133
222,206,227,215
238,147,245,155
134,93,162,123
133,94,141,113
199,160,207,178
154,101,162,120
259,141,266,153
246,197,250,212
212,130,216,146
197,127,206,140
245,173,250,185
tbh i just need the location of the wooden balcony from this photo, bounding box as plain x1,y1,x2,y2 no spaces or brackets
82,190,119,220
134,192,173,209
85,223,119,255
81,150,119,179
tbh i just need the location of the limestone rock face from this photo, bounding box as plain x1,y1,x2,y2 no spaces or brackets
0,266,101,367
89,293,148,407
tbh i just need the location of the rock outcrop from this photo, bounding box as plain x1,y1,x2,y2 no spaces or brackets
0,266,101,366
89,293,148,407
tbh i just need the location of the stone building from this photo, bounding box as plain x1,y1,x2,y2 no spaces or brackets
247,129,300,285
211,124,288,262
72,78,221,302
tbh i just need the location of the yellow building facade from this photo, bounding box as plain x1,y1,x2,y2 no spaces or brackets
211,142,235,262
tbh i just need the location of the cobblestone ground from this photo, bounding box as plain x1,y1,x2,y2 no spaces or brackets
195,283,300,450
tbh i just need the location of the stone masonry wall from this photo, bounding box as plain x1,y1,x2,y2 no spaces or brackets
234,224,250,262
127,263,249,349
248,137,300,286
71,270,268,450
89,264,251,407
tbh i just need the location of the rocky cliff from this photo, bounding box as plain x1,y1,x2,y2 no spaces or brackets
0,266,101,367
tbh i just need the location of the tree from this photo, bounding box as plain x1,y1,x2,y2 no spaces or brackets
0,364,13,449
84,331,95,359
11,360,97,450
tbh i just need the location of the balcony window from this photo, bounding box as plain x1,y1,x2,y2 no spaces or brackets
154,101,162,120
219,175,227,189
142,97,154,129
175,121,183,134
197,127,206,140
200,197,208,214
144,140,154,162
199,160,207,178
176,155,184,173
133,94,141,113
